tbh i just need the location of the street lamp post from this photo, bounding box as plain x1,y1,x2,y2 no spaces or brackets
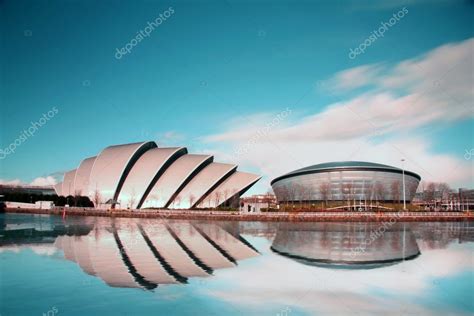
401,159,406,210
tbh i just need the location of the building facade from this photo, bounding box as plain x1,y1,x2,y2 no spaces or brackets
55,141,260,210
271,161,421,204
240,194,277,213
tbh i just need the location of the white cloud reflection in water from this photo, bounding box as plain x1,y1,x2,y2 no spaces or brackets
1,216,472,316
204,233,473,315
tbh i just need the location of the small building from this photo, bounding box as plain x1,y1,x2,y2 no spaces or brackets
6,201,54,209
240,194,277,213
35,200,54,209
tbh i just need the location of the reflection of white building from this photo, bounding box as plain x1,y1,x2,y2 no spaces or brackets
54,141,260,209
54,219,259,289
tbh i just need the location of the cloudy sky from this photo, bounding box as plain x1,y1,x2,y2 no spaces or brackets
0,0,472,193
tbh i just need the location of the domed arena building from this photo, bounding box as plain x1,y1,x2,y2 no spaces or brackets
271,161,421,204
54,141,260,210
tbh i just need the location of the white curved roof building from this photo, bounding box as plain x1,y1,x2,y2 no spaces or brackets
54,141,260,209
73,156,96,197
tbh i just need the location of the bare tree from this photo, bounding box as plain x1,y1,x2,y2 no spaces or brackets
264,190,274,209
341,183,353,207
213,191,222,208
319,182,331,206
129,188,137,210
189,194,196,208
425,182,436,204
223,189,230,205
364,182,374,206
374,181,386,203
407,181,419,202
276,185,291,207
280,186,290,206
93,189,102,207
288,184,298,206
437,182,451,204
295,184,306,207
390,180,401,204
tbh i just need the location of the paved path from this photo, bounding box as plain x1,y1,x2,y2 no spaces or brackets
4,208,473,222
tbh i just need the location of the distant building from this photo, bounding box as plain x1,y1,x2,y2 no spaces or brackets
0,184,56,196
413,187,473,211
6,201,54,209
241,194,277,213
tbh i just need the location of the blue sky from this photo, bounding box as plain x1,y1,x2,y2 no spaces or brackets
0,0,473,193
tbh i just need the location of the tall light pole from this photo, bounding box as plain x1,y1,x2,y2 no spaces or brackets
401,159,406,210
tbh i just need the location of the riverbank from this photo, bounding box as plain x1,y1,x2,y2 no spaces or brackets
4,207,474,222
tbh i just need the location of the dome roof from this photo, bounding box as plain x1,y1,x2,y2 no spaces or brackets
294,161,400,173
271,161,421,185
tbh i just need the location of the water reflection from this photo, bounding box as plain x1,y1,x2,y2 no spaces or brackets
271,223,420,269
1,214,472,315
0,216,259,289
1,214,472,288
0,214,93,245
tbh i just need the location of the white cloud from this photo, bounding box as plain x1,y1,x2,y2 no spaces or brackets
0,176,57,187
30,176,57,186
0,179,23,186
203,38,474,190
0,245,57,256
320,64,382,92
205,240,472,315
156,131,186,146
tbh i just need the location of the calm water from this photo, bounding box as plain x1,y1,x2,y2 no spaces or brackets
0,213,472,316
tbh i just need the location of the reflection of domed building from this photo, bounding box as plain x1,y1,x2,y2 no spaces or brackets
54,219,259,289
271,223,420,268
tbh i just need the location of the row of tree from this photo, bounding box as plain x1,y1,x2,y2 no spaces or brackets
56,195,94,207
1,192,94,207
418,182,451,203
